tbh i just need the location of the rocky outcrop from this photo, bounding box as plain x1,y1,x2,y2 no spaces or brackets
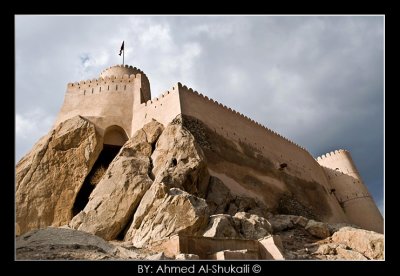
202,212,272,240
331,227,384,259
233,212,272,239
151,122,210,197
203,214,241,238
16,116,384,261
69,122,160,240
16,116,102,235
124,123,211,247
126,184,209,248
305,220,330,239
16,227,159,260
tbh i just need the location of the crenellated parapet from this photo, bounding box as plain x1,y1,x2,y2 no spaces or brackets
316,149,349,161
142,83,180,107
66,74,141,95
176,82,308,152
100,64,148,79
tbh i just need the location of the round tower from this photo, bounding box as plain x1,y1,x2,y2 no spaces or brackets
317,150,383,233
100,64,145,78
100,64,151,103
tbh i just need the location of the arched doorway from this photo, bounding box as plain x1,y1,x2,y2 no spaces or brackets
72,125,129,216
103,125,129,146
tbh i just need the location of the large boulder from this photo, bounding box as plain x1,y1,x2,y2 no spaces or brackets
331,227,384,259
202,212,272,240
151,123,210,197
233,212,272,239
124,123,211,247
16,116,102,235
69,122,163,240
203,214,241,238
305,220,330,239
126,184,209,248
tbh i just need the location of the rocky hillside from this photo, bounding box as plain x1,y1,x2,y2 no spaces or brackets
16,115,384,260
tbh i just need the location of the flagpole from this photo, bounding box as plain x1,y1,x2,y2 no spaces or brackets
123,45,125,66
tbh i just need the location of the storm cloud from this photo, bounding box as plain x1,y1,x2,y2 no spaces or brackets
15,15,384,215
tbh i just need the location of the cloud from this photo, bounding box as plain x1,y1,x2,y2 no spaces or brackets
16,109,55,161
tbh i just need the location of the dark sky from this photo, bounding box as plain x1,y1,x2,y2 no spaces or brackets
15,15,384,215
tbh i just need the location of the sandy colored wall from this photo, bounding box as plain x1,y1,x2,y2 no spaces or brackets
131,83,182,136
54,74,146,137
177,84,348,223
317,150,383,233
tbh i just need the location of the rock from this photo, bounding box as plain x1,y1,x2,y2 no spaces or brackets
305,220,330,239
126,183,209,248
268,215,296,233
335,247,368,260
113,246,139,259
331,227,384,259
233,212,272,239
16,116,102,235
147,252,168,260
69,127,154,240
206,176,233,214
259,235,285,260
203,214,241,238
315,244,337,255
17,227,114,252
175,253,199,260
293,216,309,228
16,227,121,260
142,119,164,144
327,223,360,235
151,123,210,197
202,212,272,240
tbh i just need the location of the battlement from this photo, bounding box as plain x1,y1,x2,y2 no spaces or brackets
177,82,308,152
316,149,349,161
100,64,148,79
142,83,180,107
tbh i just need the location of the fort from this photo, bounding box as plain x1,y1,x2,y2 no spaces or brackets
53,64,383,234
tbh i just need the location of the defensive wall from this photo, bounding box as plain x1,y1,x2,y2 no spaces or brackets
54,65,382,232
54,65,151,143
316,150,383,233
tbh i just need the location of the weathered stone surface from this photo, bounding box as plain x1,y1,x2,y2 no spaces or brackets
175,253,200,260
233,212,272,239
268,215,296,233
147,252,169,260
124,123,211,247
203,214,240,238
142,119,164,144
305,220,330,239
327,223,360,235
206,176,233,214
17,227,114,253
151,123,210,197
335,247,368,260
70,126,155,240
331,227,384,259
126,184,209,248
259,235,285,260
293,216,309,228
16,116,102,235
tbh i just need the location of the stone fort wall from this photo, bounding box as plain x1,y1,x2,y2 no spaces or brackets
317,150,383,232
54,65,382,232
54,71,150,138
130,83,349,224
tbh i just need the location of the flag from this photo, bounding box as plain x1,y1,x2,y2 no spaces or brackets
119,41,124,56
